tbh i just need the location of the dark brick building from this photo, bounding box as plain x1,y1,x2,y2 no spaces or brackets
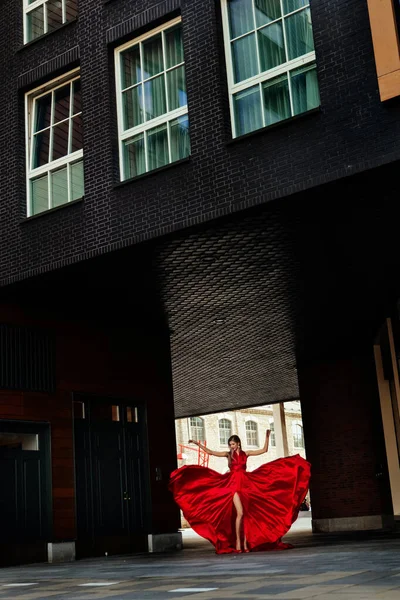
1,0,400,565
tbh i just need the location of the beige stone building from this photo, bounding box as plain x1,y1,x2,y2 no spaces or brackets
175,401,306,474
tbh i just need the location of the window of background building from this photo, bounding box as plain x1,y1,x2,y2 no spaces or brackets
114,18,190,181
221,0,320,137
219,418,232,445
23,0,78,44
292,422,304,448
245,420,259,446
189,416,205,442
25,70,84,216
269,420,276,446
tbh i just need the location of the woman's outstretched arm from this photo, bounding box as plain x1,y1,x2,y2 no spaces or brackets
188,439,229,457
246,429,271,456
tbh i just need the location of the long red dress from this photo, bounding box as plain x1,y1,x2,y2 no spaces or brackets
169,452,311,554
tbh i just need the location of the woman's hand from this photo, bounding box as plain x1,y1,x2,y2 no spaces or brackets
266,429,271,438
188,439,197,445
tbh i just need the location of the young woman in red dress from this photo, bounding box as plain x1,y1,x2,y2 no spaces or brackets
169,430,311,554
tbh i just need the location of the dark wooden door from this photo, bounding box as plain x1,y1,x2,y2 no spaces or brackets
74,396,149,558
0,421,51,565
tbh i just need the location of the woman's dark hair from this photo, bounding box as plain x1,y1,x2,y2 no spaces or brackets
228,435,241,447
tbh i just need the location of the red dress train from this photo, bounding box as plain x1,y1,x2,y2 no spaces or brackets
169,452,311,554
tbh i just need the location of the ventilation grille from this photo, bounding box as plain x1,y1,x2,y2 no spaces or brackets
0,324,55,393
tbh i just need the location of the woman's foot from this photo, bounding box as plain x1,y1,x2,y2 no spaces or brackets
236,540,242,552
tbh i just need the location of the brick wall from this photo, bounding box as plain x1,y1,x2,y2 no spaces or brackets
1,0,400,285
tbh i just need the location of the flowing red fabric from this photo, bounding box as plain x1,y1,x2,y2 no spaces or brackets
169,452,311,554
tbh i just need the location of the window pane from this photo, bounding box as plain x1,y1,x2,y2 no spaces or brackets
228,0,254,39
258,22,286,72
54,84,71,123
122,86,143,130
167,66,187,111
121,46,142,89
47,0,63,33
52,121,69,160
72,79,81,115
147,124,169,171
262,74,290,125
144,75,166,120
71,160,84,200
285,7,314,60
165,25,184,68
65,0,78,21
71,115,83,153
291,64,319,115
127,407,139,423
283,0,308,14
143,34,164,78
0,433,38,451
32,130,50,168
51,166,68,207
27,6,44,42
255,0,282,28
73,401,85,419
219,419,232,445
232,33,258,83
31,175,48,215
112,406,120,422
234,85,262,136
170,115,190,162
34,94,52,132
123,134,146,179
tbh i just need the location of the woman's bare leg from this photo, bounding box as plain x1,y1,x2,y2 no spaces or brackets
233,492,244,551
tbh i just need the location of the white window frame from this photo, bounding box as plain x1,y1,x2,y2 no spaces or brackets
25,68,83,217
219,418,232,446
189,417,205,442
221,0,317,137
292,421,304,448
114,17,189,181
269,420,276,446
245,420,259,447
23,0,71,44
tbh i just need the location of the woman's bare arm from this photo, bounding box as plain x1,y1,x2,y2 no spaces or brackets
246,429,271,456
188,440,229,457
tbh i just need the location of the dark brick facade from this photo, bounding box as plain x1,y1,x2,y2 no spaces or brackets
0,0,399,286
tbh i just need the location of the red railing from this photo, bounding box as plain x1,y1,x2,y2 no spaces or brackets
177,441,209,467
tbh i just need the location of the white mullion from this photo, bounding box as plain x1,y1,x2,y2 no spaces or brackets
287,66,295,117
165,61,184,73
230,51,315,95
43,0,48,35
115,51,126,181
259,81,265,129
68,81,73,154
280,0,289,64
30,150,83,179
62,0,66,24
48,171,52,210
139,41,145,124
221,0,237,137
67,162,71,203
161,30,169,114
49,90,55,163
143,130,149,173
120,105,187,141
167,120,172,164
251,0,261,79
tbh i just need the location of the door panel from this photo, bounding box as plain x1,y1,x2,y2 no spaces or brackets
74,396,149,558
23,457,43,538
0,457,19,539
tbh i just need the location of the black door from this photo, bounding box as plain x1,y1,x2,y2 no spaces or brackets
74,396,149,558
0,421,52,565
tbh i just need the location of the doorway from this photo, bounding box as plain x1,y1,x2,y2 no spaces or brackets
73,394,150,558
0,421,52,565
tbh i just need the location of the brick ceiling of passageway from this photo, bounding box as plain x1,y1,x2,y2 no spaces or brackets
2,164,400,419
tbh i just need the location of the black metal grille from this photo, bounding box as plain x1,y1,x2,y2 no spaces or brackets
0,324,55,393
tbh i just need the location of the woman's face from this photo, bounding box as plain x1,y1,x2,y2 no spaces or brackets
229,440,239,451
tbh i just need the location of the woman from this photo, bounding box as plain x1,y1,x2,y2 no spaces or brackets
169,430,310,554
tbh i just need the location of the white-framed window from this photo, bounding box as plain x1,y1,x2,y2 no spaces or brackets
189,417,205,442
23,1,78,44
292,422,304,448
269,420,276,446
245,420,258,446
25,69,84,216
219,418,232,445
114,17,190,181
221,0,320,137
